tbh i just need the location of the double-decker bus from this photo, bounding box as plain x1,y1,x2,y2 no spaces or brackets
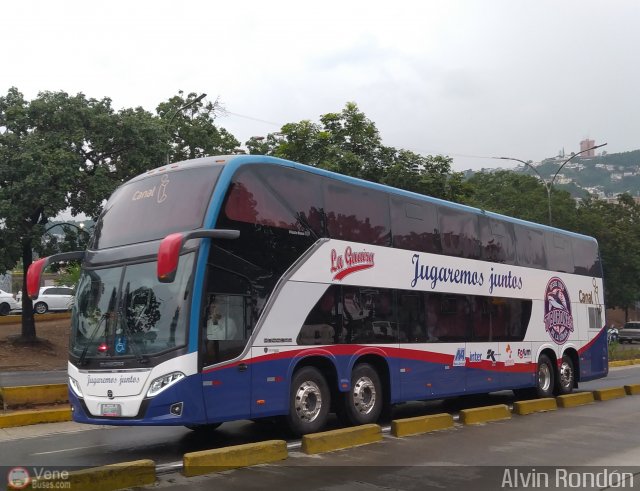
27,155,608,435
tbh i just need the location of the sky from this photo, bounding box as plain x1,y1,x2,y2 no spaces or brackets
2,0,639,172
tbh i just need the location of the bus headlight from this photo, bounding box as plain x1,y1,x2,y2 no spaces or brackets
147,372,185,397
69,377,83,398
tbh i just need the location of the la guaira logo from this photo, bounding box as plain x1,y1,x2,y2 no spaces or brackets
330,247,375,281
544,277,574,345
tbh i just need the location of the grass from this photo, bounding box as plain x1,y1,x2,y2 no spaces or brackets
608,341,640,361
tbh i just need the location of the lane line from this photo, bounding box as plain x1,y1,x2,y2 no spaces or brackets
32,444,109,456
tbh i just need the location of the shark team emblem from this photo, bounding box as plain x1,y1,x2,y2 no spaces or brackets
544,277,574,345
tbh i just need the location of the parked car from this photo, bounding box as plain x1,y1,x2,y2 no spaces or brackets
0,289,19,316
618,321,640,344
16,286,75,314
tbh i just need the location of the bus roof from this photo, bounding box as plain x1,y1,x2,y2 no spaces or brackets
137,154,597,244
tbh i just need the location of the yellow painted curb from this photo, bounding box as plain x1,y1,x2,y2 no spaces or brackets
1,383,68,409
26,459,155,491
301,424,382,455
0,312,71,325
0,407,71,428
594,387,627,401
609,360,637,367
391,413,454,437
513,398,558,415
459,404,511,425
557,391,595,408
625,384,640,395
183,440,287,477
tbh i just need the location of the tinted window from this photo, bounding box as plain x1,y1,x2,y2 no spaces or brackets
224,166,323,236
479,217,516,264
514,225,547,269
471,296,531,341
572,238,601,276
390,197,441,254
546,233,574,273
324,181,390,245
93,166,221,249
439,208,480,259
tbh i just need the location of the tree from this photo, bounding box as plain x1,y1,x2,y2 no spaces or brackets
248,102,468,202
157,91,239,163
575,194,640,319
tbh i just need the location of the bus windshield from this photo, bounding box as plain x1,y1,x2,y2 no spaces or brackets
70,253,195,362
92,165,222,249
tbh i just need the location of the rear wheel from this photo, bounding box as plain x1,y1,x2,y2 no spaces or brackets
286,366,330,436
535,354,555,398
555,354,574,395
34,302,48,314
0,303,10,316
338,363,383,426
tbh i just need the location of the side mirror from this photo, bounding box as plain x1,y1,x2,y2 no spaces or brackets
27,251,86,300
157,229,240,283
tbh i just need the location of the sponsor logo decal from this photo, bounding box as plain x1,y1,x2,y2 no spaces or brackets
331,247,375,281
469,351,482,363
453,347,466,366
504,344,515,366
544,277,574,345
486,349,497,363
518,348,531,359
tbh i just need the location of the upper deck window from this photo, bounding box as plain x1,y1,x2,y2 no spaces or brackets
92,166,222,249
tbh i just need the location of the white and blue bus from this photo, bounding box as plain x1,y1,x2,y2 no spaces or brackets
28,155,608,435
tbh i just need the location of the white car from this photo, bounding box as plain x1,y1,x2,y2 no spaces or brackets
16,286,75,314
0,289,19,316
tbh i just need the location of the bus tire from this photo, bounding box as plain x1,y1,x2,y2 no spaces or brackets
0,303,10,316
339,363,383,426
286,366,330,436
535,354,555,398
555,354,574,395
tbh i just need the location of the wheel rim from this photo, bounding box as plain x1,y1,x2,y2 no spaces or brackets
294,381,323,423
35,304,46,314
352,376,376,415
538,363,551,392
559,361,573,389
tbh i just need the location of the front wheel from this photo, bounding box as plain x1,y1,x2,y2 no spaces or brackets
34,302,48,314
555,354,574,395
535,354,555,398
0,303,10,316
286,366,330,436
338,363,383,426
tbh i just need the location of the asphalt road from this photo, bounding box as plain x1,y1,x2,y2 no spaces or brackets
1,365,639,473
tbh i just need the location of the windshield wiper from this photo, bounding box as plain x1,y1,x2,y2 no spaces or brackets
118,282,149,364
78,312,110,367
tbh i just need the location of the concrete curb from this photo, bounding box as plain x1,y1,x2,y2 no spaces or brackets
1,383,68,409
26,459,156,491
391,413,454,437
625,384,640,395
0,406,71,428
301,424,382,455
557,391,595,408
594,387,627,401
182,440,287,477
459,404,511,425
513,398,558,415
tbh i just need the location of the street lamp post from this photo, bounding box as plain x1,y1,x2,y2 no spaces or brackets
494,143,607,226
165,93,207,165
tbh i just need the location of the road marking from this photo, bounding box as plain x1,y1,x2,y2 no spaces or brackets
32,444,109,456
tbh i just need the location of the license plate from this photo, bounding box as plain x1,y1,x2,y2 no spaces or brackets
101,403,122,417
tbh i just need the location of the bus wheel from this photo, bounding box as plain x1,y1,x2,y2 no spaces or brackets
340,363,383,426
555,354,574,395
287,366,330,436
535,354,555,398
